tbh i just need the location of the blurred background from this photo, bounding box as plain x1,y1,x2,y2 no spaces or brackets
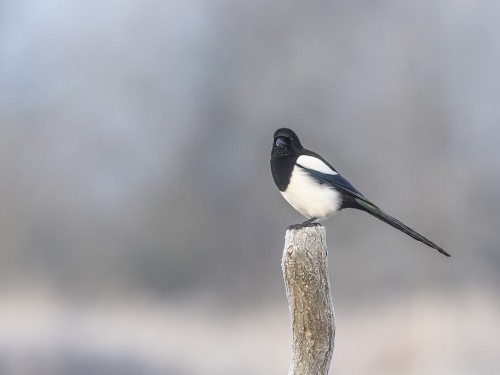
1,1,500,374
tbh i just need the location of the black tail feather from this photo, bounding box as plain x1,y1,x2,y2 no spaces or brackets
353,198,450,257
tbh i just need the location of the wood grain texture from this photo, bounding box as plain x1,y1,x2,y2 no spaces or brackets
282,225,335,375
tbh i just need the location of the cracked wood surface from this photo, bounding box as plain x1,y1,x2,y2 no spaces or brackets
282,225,335,375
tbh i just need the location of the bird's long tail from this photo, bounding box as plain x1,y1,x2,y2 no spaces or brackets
354,198,450,257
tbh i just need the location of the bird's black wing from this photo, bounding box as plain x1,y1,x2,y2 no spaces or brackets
301,167,368,202
301,167,450,257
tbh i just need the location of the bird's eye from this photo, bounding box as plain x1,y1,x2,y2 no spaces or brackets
275,136,289,147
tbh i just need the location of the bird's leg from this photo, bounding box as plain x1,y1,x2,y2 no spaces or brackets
287,217,319,230
301,217,318,226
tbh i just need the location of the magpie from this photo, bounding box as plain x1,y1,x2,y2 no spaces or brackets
271,128,450,257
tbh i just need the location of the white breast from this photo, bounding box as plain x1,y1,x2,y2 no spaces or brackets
281,165,342,220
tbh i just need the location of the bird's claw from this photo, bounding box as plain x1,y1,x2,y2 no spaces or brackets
287,218,320,230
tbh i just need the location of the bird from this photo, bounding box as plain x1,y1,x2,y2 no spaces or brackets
270,128,450,257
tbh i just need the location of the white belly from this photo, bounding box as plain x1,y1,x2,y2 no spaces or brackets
281,166,342,220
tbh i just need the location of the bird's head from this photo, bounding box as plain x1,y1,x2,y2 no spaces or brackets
272,128,303,157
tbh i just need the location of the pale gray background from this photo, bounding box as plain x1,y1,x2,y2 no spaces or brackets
1,1,499,374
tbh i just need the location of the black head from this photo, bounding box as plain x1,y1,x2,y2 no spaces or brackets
272,128,303,157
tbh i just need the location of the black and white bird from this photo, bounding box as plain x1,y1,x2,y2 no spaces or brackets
271,128,450,257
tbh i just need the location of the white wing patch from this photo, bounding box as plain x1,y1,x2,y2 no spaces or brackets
296,155,338,175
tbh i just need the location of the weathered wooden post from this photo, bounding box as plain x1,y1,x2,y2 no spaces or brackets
282,224,335,375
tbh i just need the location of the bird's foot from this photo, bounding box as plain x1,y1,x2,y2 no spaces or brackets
287,217,319,230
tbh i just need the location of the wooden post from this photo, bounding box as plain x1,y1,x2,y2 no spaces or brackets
282,224,335,375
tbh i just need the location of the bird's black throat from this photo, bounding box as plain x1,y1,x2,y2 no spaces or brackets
270,154,297,191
